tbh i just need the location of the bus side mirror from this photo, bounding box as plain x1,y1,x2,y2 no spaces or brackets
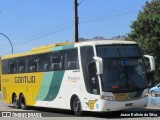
144,55,155,72
93,57,103,75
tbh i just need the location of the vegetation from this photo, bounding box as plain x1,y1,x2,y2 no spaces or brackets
79,35,125,41
127,0,160,85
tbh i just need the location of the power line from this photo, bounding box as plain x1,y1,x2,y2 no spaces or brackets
1,0,28,13
0,2,144,50
80,4,141,20
80,10,139,24
0,25,73,49
0,10,138,50
0,22,73,47
80,1,143,19
0,9,138,49
15,23,72,43
18,25,72,45
78,0,84,6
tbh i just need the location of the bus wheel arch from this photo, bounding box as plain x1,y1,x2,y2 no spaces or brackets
19,93,27,110
70,94,83,116
12,93,20,109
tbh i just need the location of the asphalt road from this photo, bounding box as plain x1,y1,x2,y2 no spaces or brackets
0,92,160,120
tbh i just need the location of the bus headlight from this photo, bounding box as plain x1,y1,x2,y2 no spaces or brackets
101,95,116,101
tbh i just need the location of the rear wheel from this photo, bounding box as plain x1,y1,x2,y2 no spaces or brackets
13,94,20,109
20,94,27,110
72,97,83,116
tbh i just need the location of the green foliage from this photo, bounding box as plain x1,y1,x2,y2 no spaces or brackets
127,0,160,85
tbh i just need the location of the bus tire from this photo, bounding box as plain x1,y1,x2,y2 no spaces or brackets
13,94,20,109
19,94,27,110
72,96,83,116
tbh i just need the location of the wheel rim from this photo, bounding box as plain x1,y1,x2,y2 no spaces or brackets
73,98,80,112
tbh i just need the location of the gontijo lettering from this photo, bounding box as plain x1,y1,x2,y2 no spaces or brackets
15,76,35,83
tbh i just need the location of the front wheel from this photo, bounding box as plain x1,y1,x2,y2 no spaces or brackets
72,97,83,116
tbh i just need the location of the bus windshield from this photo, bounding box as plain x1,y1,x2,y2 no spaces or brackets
96,45,147,92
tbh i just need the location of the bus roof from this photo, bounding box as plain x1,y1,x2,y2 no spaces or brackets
1,42,73,60
1,40,137,60
78,40,137,46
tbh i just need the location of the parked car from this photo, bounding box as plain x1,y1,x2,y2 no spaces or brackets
149,83,160,97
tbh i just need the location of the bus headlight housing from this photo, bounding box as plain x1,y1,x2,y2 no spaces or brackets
101,95,116,101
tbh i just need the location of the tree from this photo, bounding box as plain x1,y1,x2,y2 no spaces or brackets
127,0,160,85
79,37,87,41
112,35,125,40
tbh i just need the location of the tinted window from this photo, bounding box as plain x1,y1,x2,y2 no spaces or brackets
80,46,95,93
96,45,142,58
2,48,79,74
27,55,38,72
36,53,49,72
50,51,63,71
2,60,8,74
17,57,26,73
64,49,79,70
9,59,17,74
101,58,147,92
88,61,100,94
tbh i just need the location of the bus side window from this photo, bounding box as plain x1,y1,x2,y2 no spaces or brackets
64,48,79,70
36,53,49,72
17,57,25,73
50,52,62,71
9,59,17,74
27,56,37,72
2,60,9,74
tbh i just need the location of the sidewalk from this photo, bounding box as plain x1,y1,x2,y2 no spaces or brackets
147,96,160,110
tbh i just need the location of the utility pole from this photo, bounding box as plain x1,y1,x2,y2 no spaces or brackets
74,0,79,42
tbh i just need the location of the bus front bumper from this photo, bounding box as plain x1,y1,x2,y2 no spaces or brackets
100,97,148,112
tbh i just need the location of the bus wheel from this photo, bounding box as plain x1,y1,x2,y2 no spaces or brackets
20,94,27,110
72,96,83,116
13,94,20,109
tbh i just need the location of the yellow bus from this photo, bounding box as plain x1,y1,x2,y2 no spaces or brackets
1,40,155,115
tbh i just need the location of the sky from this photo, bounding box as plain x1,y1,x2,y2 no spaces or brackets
0,0,151,56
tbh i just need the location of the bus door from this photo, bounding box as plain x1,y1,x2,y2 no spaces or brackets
80,46,100,95
88,61,99,95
